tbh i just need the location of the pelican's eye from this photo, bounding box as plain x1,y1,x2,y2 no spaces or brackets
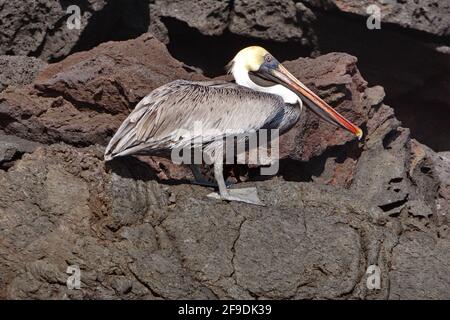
263,54,278,69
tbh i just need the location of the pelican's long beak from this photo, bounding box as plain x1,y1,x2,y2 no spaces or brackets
262,63,363,140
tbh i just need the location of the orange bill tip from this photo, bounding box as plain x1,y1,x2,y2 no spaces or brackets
356,127,363,140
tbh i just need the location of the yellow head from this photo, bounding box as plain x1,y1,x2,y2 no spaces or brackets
230,46,270,72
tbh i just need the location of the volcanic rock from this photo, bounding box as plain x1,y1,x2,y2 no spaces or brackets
0,34,204,147
0,87,120,146
0,132,41,169
0,56,47,92
389,231,450,299
153,0,231,36
34,33,204,115
280,53,367,163
0,0,106,61
1,143,397,299
0,0,151,62
229,0,317,47
304,0,450,36
0,30,449,300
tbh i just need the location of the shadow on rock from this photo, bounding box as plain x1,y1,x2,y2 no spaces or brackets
106,155,191,186
106,156,158,182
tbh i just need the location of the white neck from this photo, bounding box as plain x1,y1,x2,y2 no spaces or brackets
232,64,300,105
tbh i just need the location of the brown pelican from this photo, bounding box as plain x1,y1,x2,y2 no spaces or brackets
105,46,362,205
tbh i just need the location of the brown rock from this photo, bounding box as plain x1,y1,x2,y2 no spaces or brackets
35,33,205,115
280,53,368,162
0,32,449,300
304,0,450,37
0,0,152,62
0,143,395,299
389,231,450,299
0,132,41,169
154,0,231,36
0,34,204,147
229,0,317,47
0,56,47,92
0,87,121,146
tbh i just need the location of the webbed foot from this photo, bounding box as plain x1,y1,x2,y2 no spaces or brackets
207,187,264,206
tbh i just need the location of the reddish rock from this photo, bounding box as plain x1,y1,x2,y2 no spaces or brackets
35,33,205,115
0,34,204,147
1,29,449,300
0,87,120,146
0,35,445,216
280,53,368,162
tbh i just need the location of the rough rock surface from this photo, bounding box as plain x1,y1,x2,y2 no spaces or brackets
0,0,104,61
310,7,450,151
229,0,317,46
149,0,318,50
0,34,204,147
0,11,450,298
389,231,450,299
1,137,448,299
1,0,447,154
148,3,170,45
0,132,40,169
304,0,450,36
0,86,120,147
0,1,319,63
154,0,231,36
0,0,150,61
280,53,367,162
1,143,397,299
0,56,47,92
34,33,204,116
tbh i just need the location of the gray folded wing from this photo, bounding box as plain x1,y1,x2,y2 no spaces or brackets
104,79,285,160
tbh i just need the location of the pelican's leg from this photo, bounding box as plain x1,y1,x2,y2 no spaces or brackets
189,164,217,188
214,160,228,197
207,160,264,206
